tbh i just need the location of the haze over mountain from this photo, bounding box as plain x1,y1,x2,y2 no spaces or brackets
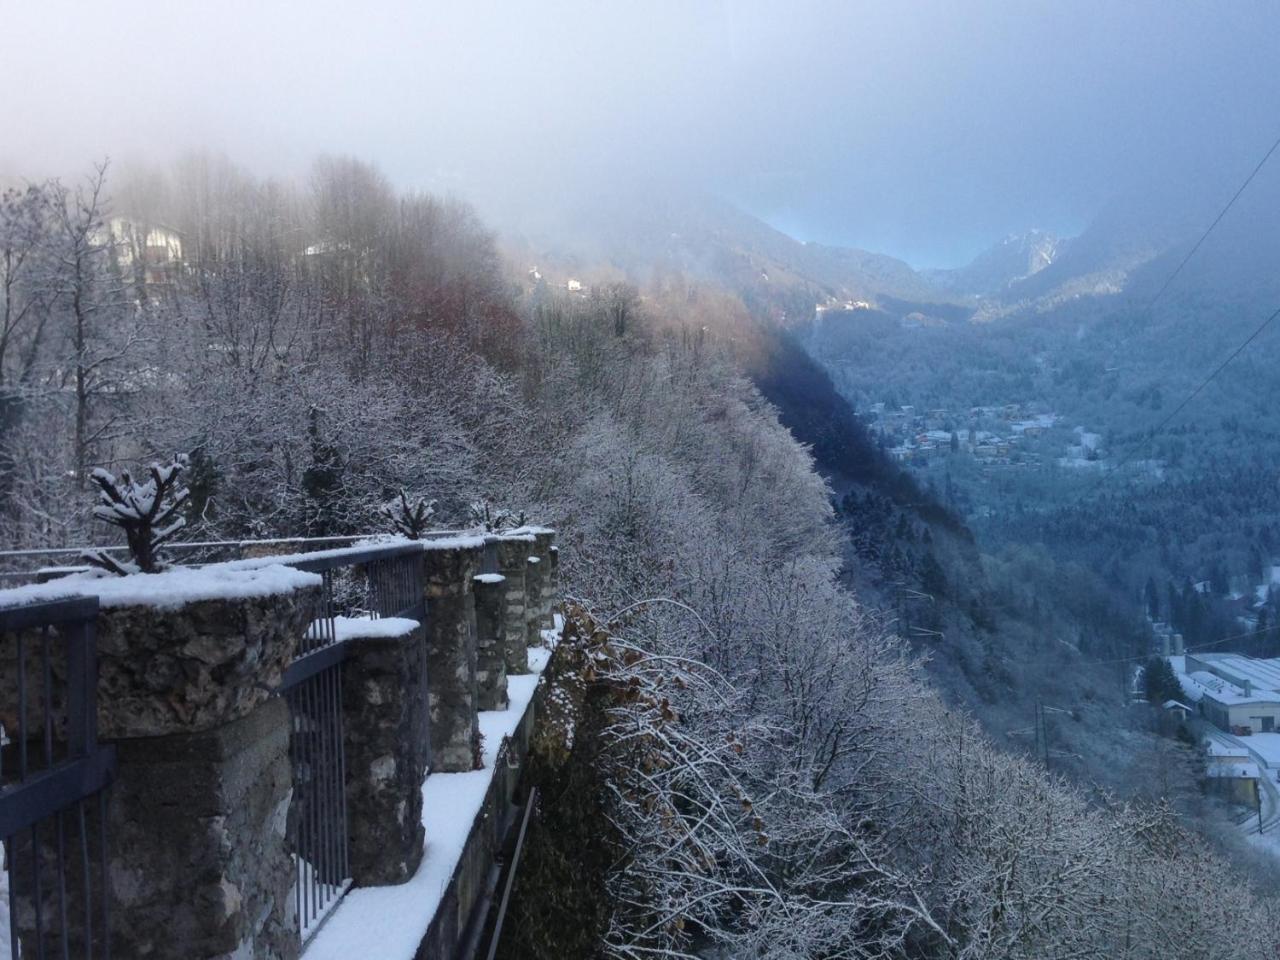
4,0,1279,267
5,4,1280,957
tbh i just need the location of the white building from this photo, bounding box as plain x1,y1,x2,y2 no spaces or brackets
1177,653,1280,734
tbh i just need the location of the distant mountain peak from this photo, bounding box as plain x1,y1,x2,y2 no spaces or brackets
924,229,1063,297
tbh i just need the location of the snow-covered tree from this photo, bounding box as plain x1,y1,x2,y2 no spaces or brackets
83,456,189,574
382,489,435,539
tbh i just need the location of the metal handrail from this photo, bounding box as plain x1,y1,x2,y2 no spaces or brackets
0,595,115,958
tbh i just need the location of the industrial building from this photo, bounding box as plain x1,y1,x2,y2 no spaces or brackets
1176,652,1280,735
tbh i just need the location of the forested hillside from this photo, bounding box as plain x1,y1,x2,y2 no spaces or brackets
500,192,1193,797
804,178,1280,661
2,157,1277,958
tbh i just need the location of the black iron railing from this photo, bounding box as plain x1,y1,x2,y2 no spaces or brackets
275,543,427,943
0,597,115,959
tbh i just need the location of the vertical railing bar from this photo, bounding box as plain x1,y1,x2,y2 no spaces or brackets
310,677,324,914
318,674,329,910
322,670,332,906
56,808,69,960
334,667,342,885
327,667,338,889
325,570,335,647
41,625,53,771
291,691,306,936
17,631,26,779
77,800,92,960
67,619,90,759
300,687,314,930
302,688,313,934
335,665,349,881
308,679,321,923
6,836,19,960
289,699,301,940
99,789,110,960
295,691,308,933
32,819,46,960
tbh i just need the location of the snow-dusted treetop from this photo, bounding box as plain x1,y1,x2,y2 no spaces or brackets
84,455,191,576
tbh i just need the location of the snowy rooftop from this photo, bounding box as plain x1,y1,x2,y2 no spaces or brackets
1205,761,1260,779
1172,654,1280,706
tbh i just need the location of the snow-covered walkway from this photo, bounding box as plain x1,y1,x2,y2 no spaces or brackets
303,636,554,960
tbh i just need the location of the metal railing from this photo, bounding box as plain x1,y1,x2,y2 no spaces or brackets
0,531,476,587
0,597,115,959
274,543,427,944
0,536,376,586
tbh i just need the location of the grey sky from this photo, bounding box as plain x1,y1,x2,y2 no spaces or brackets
3,0,1277,266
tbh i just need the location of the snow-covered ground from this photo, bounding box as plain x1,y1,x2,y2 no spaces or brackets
303,630,557,959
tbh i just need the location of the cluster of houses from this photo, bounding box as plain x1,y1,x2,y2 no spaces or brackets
814,297,872,315
865,402,1059,467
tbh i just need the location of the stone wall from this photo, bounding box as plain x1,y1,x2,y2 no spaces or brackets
107,697,297,958
340,622,427,885
473,574,508,711
422,540,484,772
493,536,533,675
0,529,560,960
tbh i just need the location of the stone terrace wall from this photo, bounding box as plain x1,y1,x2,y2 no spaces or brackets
0,528,558,960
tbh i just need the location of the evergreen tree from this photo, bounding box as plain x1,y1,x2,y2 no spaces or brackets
1144,576,1160,620
1143,657,1182,705
919,549,947,599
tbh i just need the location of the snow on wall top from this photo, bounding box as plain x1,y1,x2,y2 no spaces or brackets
223,537,419,572
331,616,420,641
419,534,486,551
0,563,322,612
507,525,555,537
473,573,505,584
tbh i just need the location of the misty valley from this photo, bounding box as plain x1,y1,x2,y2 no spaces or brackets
3,3,1280,959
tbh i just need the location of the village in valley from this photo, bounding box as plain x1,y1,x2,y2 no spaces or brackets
860,400,1105,471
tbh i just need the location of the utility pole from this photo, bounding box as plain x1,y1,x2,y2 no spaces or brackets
1034,699,1050,770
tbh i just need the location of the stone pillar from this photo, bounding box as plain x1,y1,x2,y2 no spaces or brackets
473,574,508,711
529,530,556,627
107,699,297,959
340,618,426,885
422,539,485,773
525,555,544,651
549,545,561,617
494,535,533,675
83,581,318,960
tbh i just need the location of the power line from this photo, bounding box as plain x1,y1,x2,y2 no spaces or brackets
1145,130,1280,312
1055,130,1280,481
1107,301,1280,476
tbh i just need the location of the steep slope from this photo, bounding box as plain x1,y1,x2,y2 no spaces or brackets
497,185,949,320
